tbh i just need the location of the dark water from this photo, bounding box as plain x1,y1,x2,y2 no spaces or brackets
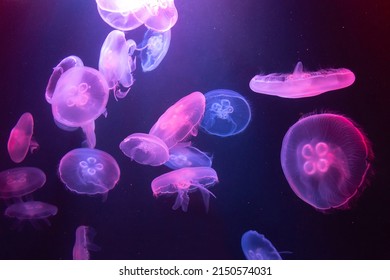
0,0,389,260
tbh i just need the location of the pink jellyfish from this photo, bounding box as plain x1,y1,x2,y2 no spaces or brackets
149,91,206,148
73,225,100,260
151,167,219,212
249,61,355,98
7,112,39,163
281,113,373,211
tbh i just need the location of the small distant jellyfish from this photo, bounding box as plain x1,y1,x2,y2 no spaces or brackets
165,142,212,170
99,30,137,99
138,28,171,72
149,91,205,148
45,55,84,104
200,89,251,137
241,230,281,260
51,66,109,148
249,61,356,98
280,113,374,211
151,167,219,212
7,112,39,163
58,148,120,196
5,201,58,229
73,225,100,260
119,133,169,166
0,167,46,199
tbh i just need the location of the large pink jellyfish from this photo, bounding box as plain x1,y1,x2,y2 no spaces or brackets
280,113,373,211
149,91,206,148
249,61,355,98
151,167,219,212
7,112,39,163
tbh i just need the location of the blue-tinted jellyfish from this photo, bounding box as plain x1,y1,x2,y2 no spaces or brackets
119,133,169,166
165,142,212,170
0,167,46,199
99,30,137,99
200,89,251,137
51,66,109,148
241,230,281,260
5,201,58,229
249,61,356,98
138,28,171,72
281,113,373,211
58,148,120,196
45,55,84,104
73,225,100,260
151,167,219,212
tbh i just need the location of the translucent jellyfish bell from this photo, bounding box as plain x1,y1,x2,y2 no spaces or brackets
0,167,46,199
132,0,178,32
73,225,100,260
99,30,137,99
7,112,39,163
119,133,169,166
281,113,374,211
201,89,251,137
45,55,84,104
165,142,212,170
5,201,58,229
97,5,143,31
51,66,109,148
249,61,356,98
151,167,219,212
241,230,282,260
58,148,120,196
96,0,143,13
138,28,171,72
149,91,205,148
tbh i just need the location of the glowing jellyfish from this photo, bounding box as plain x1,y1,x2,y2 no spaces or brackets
241,230,281,260
5,201,58,228
73,225,100,260
151,167,218,212
99,30,137,99
97,5,143,31
138,28,171,72
132,0,178,32
149,91,205,148
96,0,143,13
51,66,109,148
0,167,46,199
119,133,169,166
165,142,212,170
58,148,120,196
281,113,374,211
249,61,356,98
200,89,251,137
7,112,39,163
45,55,84,104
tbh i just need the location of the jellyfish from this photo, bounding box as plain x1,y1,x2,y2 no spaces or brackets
51,66,109,148
0,167,46,199
119,133,169,166
138,28,171,72
5,201,58,229
132,0,178,32
7,112,39,163
58,148,120,196
165,142,212,170
249,61,356,98
151,167,219,212
45,55,84,104
149,91,205,148
99,30,137,99
200,89,251,137
73,225,100,260
241,230,281,260
280,113,374,211
97,5,143,31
